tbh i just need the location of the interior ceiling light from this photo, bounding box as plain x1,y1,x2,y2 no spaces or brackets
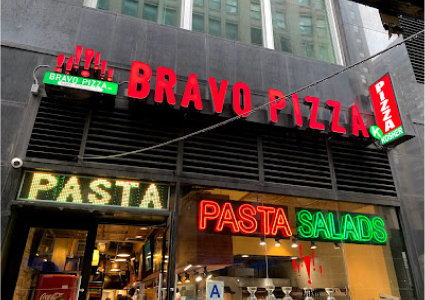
334,242,341,250
291,257,298,260
114,258,128,262
110,262,121,272
184,264,192,271
204,266,212,280
259,236,266,246
195,272,203,282
185,273,190,283
310,241,317,250
291,238,298,248
177,275,182,284
274,238,281,247
242,255,249,258
117,244,132,257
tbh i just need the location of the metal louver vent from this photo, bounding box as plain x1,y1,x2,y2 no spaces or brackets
26,98,86,161
400,15,424,84
262,130,332,189
84,108,179,170
183,120,259,181
330,142,397,197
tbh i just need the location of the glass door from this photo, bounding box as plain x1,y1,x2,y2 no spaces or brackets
12,227,90,300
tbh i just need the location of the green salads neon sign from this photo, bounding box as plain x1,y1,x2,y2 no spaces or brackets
296,209,387,244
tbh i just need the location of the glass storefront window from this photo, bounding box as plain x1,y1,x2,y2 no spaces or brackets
271,0,336,63
192,0,263,46
175,187,416,300
87,0,182,28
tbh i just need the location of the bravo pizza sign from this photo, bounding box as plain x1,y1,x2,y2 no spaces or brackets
45,46,413,146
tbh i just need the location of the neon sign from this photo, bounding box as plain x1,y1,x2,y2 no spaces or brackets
18,171,169,209
369,74,404,145
198,200,292,238
44,46,117,96
296,209,387,244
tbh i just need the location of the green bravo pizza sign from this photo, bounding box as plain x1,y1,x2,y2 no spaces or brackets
43,71,118,95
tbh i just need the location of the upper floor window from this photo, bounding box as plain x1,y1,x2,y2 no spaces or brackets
192,0,263,46
85,0,340,64
89,0,182,28
271,0,337,63
209,0,221,10
225,0,238,14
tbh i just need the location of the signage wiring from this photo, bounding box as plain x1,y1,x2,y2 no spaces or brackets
69,29,422,161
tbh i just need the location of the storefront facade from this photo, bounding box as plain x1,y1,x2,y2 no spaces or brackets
1,0,424,300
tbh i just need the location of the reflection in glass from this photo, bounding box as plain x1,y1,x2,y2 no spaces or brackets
192,0,263,46
247,286,258,300
176,187,417,300
93,0,182,27
271,0,336,63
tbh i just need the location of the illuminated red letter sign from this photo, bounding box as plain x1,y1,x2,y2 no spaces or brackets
198,199,292,238
369,74,404,145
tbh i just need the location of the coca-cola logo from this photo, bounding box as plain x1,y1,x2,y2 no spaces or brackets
39,292,64,300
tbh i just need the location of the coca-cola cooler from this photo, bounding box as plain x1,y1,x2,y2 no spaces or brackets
34,274,78,300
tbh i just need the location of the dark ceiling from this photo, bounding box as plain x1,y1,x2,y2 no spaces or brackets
350,0,424,18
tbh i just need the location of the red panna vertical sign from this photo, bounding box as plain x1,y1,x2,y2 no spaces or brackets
369,74,404,145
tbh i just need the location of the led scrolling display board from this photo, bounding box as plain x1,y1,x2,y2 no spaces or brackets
296,208,388,245
19,171,169,210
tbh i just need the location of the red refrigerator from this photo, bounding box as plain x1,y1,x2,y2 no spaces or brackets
34,274,78,300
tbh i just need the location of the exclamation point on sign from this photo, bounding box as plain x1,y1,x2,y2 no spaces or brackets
304,256,312,284
55,55,65,73
81,49,95,77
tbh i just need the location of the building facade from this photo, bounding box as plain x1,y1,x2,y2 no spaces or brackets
1,0,424,300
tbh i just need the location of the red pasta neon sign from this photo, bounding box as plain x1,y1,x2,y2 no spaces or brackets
198,200,292,238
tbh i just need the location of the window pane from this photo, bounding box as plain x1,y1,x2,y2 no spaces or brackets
271,0,336,63
209,18,221,36
192,0,261,46
88,0,182,28
250,2,261,19
194,0,204,6
209,0,220,10
175,188,417,300
251,27,263,45
97,0,108,10
142,3,157,21
225,0,238,14
193,13,205,32
315,0,325,9
280,37,291,52
165,8,176,26
317,19,327,36
302,42,314,57
299,0,311,6
225,22,238,40
299,16,312,35
123,0,138,17
319,45,329,61
273,11,286,29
